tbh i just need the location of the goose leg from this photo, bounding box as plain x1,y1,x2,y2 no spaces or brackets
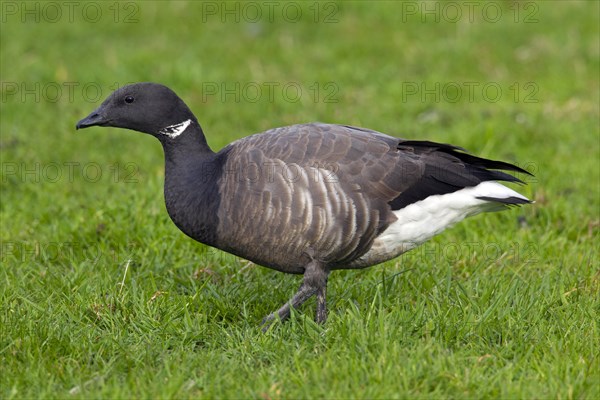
315,275,328,324
262,261,329,330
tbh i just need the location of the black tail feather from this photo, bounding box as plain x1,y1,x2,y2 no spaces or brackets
390,139,534,211
477,196,533,205
398,140,534,180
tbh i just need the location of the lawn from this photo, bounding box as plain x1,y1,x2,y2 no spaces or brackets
1,1,598,398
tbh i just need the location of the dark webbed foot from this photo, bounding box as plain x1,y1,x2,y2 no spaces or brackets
261,261,329,331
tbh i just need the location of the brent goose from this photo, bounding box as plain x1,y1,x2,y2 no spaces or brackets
76,82,532,328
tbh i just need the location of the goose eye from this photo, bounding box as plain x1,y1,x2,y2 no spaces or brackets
125,96,134,104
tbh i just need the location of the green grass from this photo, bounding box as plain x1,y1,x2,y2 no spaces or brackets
1,1,598,398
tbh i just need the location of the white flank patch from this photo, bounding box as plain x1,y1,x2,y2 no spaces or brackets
358,181,530,263
158,119,192,138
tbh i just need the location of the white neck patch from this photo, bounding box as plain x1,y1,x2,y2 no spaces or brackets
158,119,192,138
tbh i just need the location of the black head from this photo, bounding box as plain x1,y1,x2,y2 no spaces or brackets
76,83,198,137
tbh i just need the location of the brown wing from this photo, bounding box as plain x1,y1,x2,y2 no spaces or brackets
214,123,418,273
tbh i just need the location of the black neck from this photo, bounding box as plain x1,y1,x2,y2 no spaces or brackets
160,122,223,246
159,119,214,163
